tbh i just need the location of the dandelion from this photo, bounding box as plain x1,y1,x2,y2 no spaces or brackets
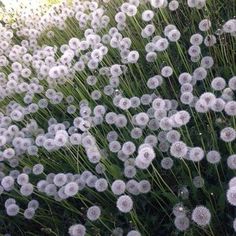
228,76,236,90
45,184,57,196
122,141,136,156
173,203,187,217
28,200,39,210
127,230,141,236
211,77,226,91
86,175,98,188
180,92,194,105
32,164,44,175
1,176,14,190
135,112,150,126
112,227,124,236
173,110,191,126
229,177,236,188
53,173,67,187
116,195,133,213
170,141,188,158
17,173,29,186
68,224,86,236
227,155,236,170
227,187,236,206
64,182,79,196
119,98,132,110
147,76,161,89
161,157,174,170
206,150,221,164
24,208,35,220
144,135,158,146
126,180,139,195
233,218,236,232
142,10,154,22
20,183,34,196
174,216,190,231
193,67,207,81
3,148,15,159
191,206,211,226
178,186,189,200
124,166,137,178
115,12,126,23
204,35,217,47
189,147,204,162
87,206,101,221
224,101,236,116
168,0,179,11
6,204,20,216
223,19,236,33
199,19,211,31
161,66,173,77
95,178,108,192
211,98,225,112
4,198,16,208
220,127,236,142
111,180,126,195
190,33,203,46
151,0,165,8
138,146,156,163
195,99,209,113
109,141,121,153
138,180,151,193
155,38,169,52
193,176,205,188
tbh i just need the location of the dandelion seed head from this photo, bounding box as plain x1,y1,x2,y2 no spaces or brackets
87,206,101,221
191,206,211,226
116,195,133,213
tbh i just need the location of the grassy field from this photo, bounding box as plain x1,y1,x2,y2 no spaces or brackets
0,0,236,235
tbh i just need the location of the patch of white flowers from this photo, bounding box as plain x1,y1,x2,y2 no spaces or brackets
0,0,235,235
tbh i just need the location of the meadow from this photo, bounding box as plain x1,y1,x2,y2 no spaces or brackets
0,0,235,235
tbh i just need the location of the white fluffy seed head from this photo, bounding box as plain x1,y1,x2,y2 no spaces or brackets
32,164,44,175
86,206,101,221
24,207,35,219
193,176,204,188
6,203,20,216
220,127,236,142
189,147,204,162
191,206,211,226
229,76,236,90
150,0,165,8
199,19,211,31
53,173,67,187
1,176,14,190
174,216,190,231
116,195,133,213
206,150,221,164
227,155,236,170
227,187,236,206
211,77,226,91
95,178,108,192
68,224,86,236
111,180,126,195
233,218,236,232
64,182,79,196
127,230,141,236
142,10,154,22
170,141,188,158
138,180,151,193
17,173,29,185
168,0,179,11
